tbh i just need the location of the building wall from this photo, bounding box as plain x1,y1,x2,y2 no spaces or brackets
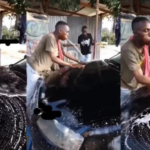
48,16,67,32
26,12,49,55
120,13,135,45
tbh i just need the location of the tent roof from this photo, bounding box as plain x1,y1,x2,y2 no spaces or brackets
0,0,111,17
121,0,150,15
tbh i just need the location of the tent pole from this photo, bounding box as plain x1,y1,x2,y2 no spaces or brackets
0,12,3,66
93,0,99,59
137,0,139,16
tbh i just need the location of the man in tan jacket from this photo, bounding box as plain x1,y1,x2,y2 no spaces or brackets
27,21,84,116
121,17,150,90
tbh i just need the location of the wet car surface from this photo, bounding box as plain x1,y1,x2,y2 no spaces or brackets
0,57,26,150
29,58,120,150
121,87,150,150
0,54,121,150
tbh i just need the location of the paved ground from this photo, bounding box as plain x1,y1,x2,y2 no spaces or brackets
100,45,120,60
0,44,26,66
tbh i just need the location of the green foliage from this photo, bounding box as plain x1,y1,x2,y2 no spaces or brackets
7,0,31,15
50,0,80,11
6,0,120,17
101,30,115,45
2,26,19,40
89,0,120,17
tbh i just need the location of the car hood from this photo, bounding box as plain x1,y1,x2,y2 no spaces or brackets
29,60,120,150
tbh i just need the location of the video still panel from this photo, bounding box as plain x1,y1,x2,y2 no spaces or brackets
0,0,121,150
120,11,150,150
0,36,26,149
0,1,27,150
0,0,26,44
26,11,120,150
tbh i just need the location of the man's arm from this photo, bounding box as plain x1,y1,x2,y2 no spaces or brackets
122,50,150,86
50,53,72,67
46,36,83,68
46,36,72,67
133,69,150,86
50,53,85,68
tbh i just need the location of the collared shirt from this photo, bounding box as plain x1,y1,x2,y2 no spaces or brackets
27,33,60,75
121,40,145,90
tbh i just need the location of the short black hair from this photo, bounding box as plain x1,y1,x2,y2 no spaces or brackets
82,26,87,30
55,21,68,29
132,17,149,31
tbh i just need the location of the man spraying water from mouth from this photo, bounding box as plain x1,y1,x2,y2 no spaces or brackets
26,21,85,119
121,17,150,90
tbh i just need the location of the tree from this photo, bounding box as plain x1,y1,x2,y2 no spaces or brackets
2,25,19,39
7,0,120,17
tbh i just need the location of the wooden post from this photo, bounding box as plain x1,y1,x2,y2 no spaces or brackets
45,0,49,14
0,11,3,66
93,0,99,59
40,1,44,13
129,0,135,13
0,12,3,39
136,0,139,16
98,15,102,59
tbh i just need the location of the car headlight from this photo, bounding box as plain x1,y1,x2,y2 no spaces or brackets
37,117,84,150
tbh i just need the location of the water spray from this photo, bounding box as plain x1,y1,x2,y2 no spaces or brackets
67,39,88,62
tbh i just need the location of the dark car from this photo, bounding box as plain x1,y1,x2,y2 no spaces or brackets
6,53,121,150
0,56,26,150
8,53,121,150
7,52,150,150
25,54,120,150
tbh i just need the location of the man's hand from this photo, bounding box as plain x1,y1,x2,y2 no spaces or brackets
71,63,85,69
50,52,85,68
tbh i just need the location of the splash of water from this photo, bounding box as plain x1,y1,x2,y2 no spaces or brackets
0,67,26,150
124,135,131,150
122,108,150,149
121,86,150,150
134,114,150,128
67,39,87,62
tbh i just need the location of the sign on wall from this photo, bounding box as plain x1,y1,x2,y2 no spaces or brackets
26,12,49,56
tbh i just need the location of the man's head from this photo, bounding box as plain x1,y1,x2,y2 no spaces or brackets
55,21,69,40
132,17,150,45
82,26,88,34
